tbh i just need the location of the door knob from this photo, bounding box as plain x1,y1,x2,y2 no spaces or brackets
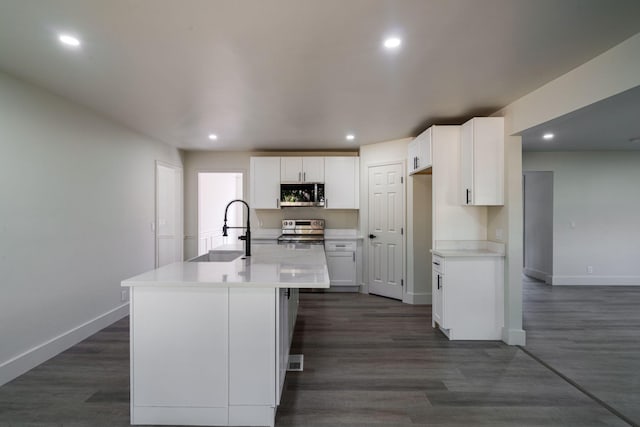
369,234,377,239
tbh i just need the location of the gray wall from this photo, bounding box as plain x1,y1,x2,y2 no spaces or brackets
0,71,182,385
523,151,640,285
523,171,553,283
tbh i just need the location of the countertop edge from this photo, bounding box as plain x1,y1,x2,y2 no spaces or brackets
430,249,505,258
122,281,330,289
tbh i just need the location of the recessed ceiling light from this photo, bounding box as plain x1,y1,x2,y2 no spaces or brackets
208,134,218,141
543,133,554,140
383,37,402,49
346,134,355,141
58,34,81,48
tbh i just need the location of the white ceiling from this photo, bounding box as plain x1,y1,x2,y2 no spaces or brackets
0,0,639,151
522,85,640,151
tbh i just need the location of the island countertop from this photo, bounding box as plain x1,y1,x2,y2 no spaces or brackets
121,243,330,289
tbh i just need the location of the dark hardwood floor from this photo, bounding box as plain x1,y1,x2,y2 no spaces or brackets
0,288,636,426
522,276,640,426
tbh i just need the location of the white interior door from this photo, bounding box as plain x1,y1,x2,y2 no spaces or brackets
368,163,404,300
156,162,183,267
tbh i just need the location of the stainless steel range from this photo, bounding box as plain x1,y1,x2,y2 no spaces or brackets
277,219,325,244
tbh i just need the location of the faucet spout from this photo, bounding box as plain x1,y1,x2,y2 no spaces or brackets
222,199,251,257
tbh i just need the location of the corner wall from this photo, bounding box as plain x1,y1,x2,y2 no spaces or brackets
490,32,640,345
0,71,183,386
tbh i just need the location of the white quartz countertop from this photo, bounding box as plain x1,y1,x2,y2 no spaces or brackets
431,248,505,257
122,243,330,289
431,240,505,258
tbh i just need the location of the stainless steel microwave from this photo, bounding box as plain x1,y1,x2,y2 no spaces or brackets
280,183,325,207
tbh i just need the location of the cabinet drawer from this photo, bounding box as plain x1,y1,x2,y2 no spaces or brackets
432,255,444,273
325,241,356,252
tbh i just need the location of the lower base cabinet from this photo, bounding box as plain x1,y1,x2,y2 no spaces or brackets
325,240,358,291
130,286,297,427
432,254,503,340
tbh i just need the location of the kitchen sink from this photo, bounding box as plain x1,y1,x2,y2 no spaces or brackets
189,250,244,262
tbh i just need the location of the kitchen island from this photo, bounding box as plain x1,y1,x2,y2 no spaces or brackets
121,243,329,427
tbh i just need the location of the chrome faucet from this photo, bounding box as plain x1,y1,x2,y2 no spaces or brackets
222,199,251,257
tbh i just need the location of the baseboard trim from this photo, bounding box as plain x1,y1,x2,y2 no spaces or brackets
523,267,552,284
551,275,640,286
0,303,129,387
359,282,368,294
502,327,526,346
403,292,432,305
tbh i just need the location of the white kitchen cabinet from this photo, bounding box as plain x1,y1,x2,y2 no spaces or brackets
276,288,289,404
432,255,444,327
250,157,281,209
130,286,282,426
460,117,504,206
408,126,432,175
431,254,503,340
324,156,359,209
281,156,324,182
325,240,357,290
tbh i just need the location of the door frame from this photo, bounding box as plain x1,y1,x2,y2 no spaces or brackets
363,160,407,302
155,160,184,267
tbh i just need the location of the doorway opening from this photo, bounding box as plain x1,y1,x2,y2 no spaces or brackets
522,171,553,284
197,172,243,256
156,161,183,267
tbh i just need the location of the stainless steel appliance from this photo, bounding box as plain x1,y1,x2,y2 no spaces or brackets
277,219,325,244
280,183,325,207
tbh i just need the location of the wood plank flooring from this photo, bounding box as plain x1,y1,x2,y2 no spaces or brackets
522,276,640,426
0,288,636,426
277,293,629,427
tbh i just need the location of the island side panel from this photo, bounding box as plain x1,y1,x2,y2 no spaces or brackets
228,287,277,426
130,287,229,425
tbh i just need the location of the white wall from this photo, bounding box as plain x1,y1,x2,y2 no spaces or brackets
0,72,182,385
524,152,640,285
183,151,359,260
523,171,553,283
408,173,432,304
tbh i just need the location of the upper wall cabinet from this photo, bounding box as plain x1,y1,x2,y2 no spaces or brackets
281,157,324,183
460,117,504,206
250,157,281,209
408,127,432,175
324,157,359,209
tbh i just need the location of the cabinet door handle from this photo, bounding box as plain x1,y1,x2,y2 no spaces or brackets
276,198,279,208
437,274,441,290
304,172,306,181
352,252,355,262
466,189,471,205
433,261,440,266
325,198,328,208
369,234,377,239
416,157,419,168
298,172,301,181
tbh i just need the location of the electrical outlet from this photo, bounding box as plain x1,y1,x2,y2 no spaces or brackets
587,266,593,274
121,289,128,302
